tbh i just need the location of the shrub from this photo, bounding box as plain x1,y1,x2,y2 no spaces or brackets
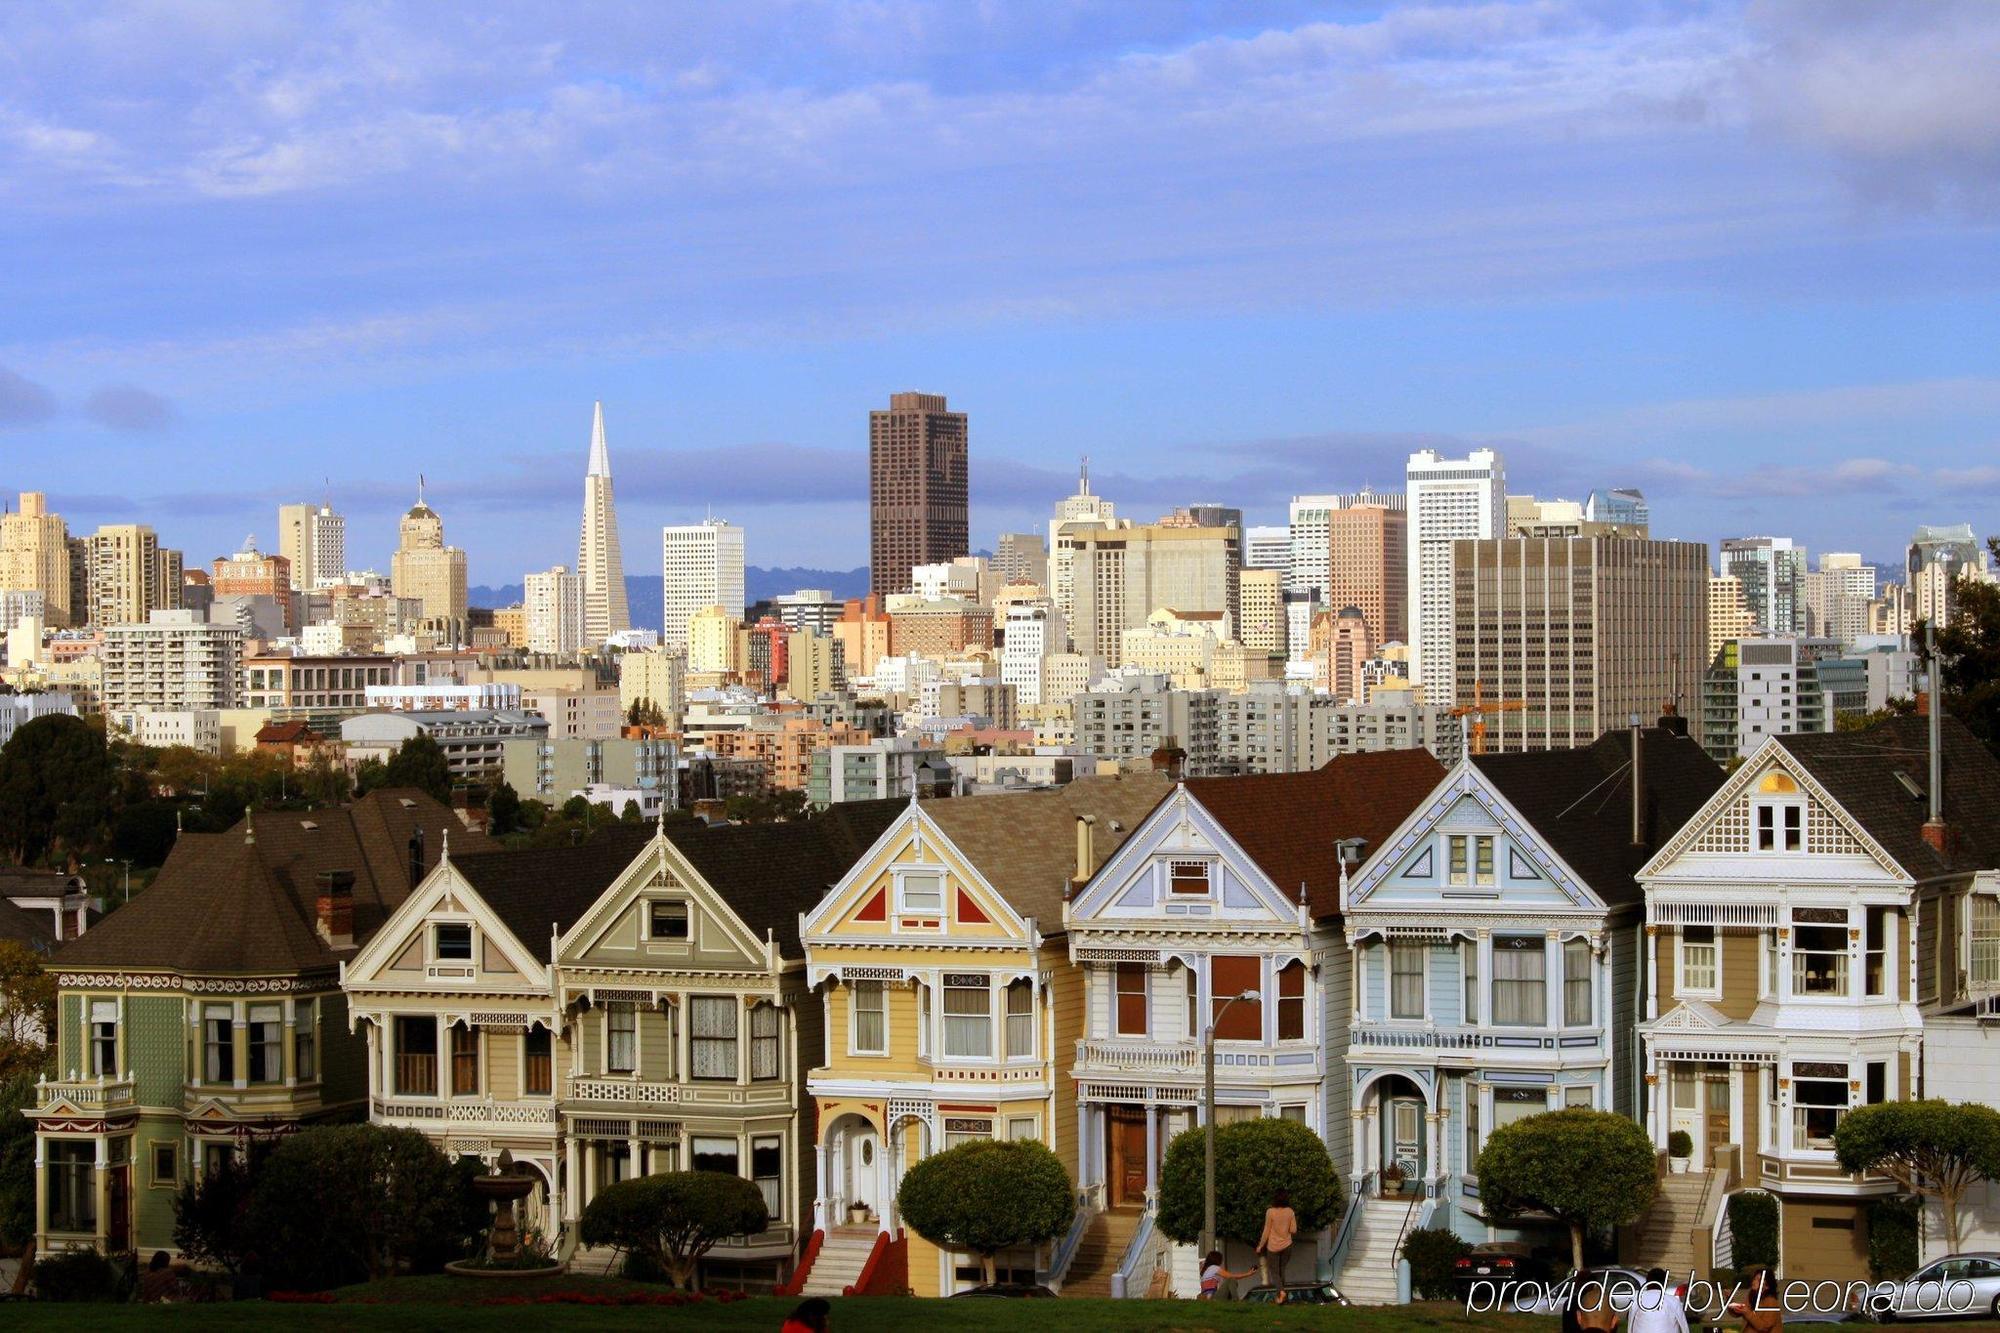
1867,1195,1921,1280
1477,1109,1656,1272
1401,1225,1470,1299
246,1124,473,1290
1157,1117,1341,1246
1667,1130,1693,1159
172,1154,257,1274
1727,1190,1778,1271
896,1139,1075,1286
33,1248,132,1302
578,1171,768,1292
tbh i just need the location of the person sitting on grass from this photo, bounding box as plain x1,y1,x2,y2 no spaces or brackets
1199,1250,1257,1300
783,1297,831,1333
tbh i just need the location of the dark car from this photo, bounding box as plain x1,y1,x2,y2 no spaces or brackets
951,1282,1057,1298
1454,1240,1551,1294
1241,1282,1350,1306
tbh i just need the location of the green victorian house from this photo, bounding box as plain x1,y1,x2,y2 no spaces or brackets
25,789,475,1257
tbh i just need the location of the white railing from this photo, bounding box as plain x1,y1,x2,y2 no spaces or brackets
373,1096,558,1125
1075,1038,1199,1072
569,1078,683,1104
1350,1022,1485,1050
36,1074,137,1112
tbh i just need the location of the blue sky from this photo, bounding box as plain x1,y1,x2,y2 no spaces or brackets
4,0,2000,583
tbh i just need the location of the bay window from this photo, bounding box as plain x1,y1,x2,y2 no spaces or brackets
1973,896,2000,988
393,1015,435,1095
1791,911,1849,996
752,1136,783,1220
89,1000,117,1077
1005,979,1034,1057
1491,1086,1547,1131
1792,1064,1850,1150
945,1117,993,1148
691,996,738,1079
294,1005,317,1082
1389,942,1425,1020
1680,925,1717,994
942,974,992,1058
1491,937,1546,1027
525,1024,552,1096
1462,940,1479,1024
750,1003,781,1080
1562,938,1592,1026
1866,906,1889,997
692,1135,738,1175
46,1141,95,1233
247,1004,283,1084
204,1004,236,1084
606,1002,637,1073
450,1024,479,1096
1209,956,1262,1040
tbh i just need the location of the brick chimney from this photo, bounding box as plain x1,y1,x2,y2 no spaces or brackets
316,870,355,948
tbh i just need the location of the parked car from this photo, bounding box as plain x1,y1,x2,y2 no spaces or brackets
1240,1282,1350,1306
1871,1253,2000,1320
1454,1240,1552,1296
950,1282,1057,1299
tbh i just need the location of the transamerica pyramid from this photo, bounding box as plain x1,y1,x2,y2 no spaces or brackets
578,400,631,644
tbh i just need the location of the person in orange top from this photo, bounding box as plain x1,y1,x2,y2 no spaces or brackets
782,1297,830,1333
1255,1188,1299,1302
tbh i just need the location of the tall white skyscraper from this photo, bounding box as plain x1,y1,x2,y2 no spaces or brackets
1243,524,1291,574
1405,448,1505,704
577,401,631,645
661,519,745,648
1000,596,1066,707
277,501,345,591
524,564,585,656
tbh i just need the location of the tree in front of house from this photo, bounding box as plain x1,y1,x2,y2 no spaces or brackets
356,734,454,804
1835,1100,2000,1254
0,941,54,1083
1476,1108,1657,1271
172,1154,258,1276
0,713,114,865
1929,540,2000,756
487,782,523,836
578,1171,769,1291
1156,1116,1341,1250
896,1139,1075,1287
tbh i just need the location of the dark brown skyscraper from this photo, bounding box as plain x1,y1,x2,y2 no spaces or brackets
869,391,969,598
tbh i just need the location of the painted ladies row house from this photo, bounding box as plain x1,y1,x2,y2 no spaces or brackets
1332,720,1723,1299
1059,749,1446,1298
26,789,470,1257
342,802,901,1286
1637,715,2000,1280
798,773,1172,1298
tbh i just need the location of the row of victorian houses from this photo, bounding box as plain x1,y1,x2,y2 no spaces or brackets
24,710,2000,1297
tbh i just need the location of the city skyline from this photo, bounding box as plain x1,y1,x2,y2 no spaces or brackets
5,3,2000,573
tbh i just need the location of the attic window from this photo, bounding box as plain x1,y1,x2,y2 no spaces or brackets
649,902,690,941
434,923,472,961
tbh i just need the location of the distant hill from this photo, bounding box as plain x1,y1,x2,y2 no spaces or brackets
470,568,870,627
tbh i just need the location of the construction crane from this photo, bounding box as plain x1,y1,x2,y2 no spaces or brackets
1449,680,1525,756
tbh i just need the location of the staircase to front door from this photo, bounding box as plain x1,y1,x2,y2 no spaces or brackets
1628,1171,1717,1275
1059,1205,1143,1298
1335,1196,1419,1304
800,1227,879,1297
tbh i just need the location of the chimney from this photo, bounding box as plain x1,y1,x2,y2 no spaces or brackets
407,826,426,889
1630,714,1646,848
1072,815,1098,893
316,870,355,947
1656,699,1689,737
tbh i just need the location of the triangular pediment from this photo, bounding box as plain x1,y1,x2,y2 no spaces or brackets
802,806,1028,943
558,834,765,969
1348,766,1597,911
345,860,548,988
1068,786,1301,924
1652,999,1728,1031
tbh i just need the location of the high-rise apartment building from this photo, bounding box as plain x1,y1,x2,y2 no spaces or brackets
1327,502,1407,645
1700,637,1834,763
277,501,345,591
1059,522,1239,662
1803,552,1876,644
523,565,585,656
999,597,1066,708
85,524,181,627
389,486,469,628
993,532,1048,588
577,401,631,646
1406,449,1505,703
100,609,244,712
1909,523,1987,631
211,537,293,632
1452,535,1707,752
661,519,745,648
0,492,74,627
1237,567,1285,655
1709,573,1754,663
1719,535,1805,634
868,391,968,598
685,605,744,675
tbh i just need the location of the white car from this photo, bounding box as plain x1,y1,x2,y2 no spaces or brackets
1873,1253,2000,1321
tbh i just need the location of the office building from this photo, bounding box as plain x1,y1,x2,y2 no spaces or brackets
869,391,968,598
277,501,345,592
100,609,243,713
390,485,469,628
662,519,745,648
1709,573,1755,663
1909,523,1988,630
1049,460,1119,634
1452,535,1708,752
618,648,686,726
211,537,292,632
1700,637,1834,763
886,595,994,658
1803,552,1876,644
999,597,1065,708
1059,522,1239,662
85,524,181,628
1406,449,1505,703
1327,502,1407,645
1243,524,1290,575
523,565,585,656
831,595,892,678
772,589,841,636
576,401,631,646
0,492,74,627
1237,567,1285,655
1720,535,1806,634
993,532,1047,587
1584,487,1649,530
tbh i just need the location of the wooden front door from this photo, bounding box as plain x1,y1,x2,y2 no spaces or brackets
107,1164,130,1252
1110,1108,1148,1205
1703,1076,1731,1167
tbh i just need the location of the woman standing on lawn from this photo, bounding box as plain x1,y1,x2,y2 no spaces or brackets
1255,1189,1298,1302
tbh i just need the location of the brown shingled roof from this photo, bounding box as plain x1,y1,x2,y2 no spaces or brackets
1779,716,2000,879
1184,749,1447,918
921,774,1175,929
54,789,481,975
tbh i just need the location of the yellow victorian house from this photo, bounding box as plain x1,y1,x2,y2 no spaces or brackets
797,774,1170,1298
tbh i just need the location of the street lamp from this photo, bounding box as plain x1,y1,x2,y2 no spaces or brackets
102,858,133,904
1202,988,1260,1257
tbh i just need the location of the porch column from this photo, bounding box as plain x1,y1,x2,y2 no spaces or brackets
1644,924,1659,1022
812,1143,828,1231
582,1140,597,1209
94,1133,109,1247
1351,1109,1367,1184
1143,1104,1160,1200
630,1133,642,1180
1729,1064,1745,1163
365,1020,381,1105
1427,1107,1443,1191
32,1135,46,1254
1075,1101,1091,1191
563,1136,579,1223
877,1125,894,1235
1543,933,1561,1030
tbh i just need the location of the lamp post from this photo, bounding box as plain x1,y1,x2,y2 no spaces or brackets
102,857,132,904
1202,988,1260,1257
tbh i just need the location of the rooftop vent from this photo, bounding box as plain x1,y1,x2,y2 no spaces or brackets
1895,770,1925,802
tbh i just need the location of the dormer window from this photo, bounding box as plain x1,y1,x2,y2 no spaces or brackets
897,871,945,916
434,923,472,961
1448,835,1495,887
1169,861,1211,896
649,901,690,941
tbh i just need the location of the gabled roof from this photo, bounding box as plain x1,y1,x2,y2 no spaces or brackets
456,802,907,961
0,896,54,952
1185,748,1446,918
1474,727,1724,909
0,867,87,902
920,774,1174,928
1778,716,2000,879
54,790,478,975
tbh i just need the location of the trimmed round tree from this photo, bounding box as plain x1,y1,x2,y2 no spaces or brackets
1476,1108,1656,1271
1157,1116,1341,1248
1835,1099,2000,1254
579,1170,768,1291
896,1138,1075,1286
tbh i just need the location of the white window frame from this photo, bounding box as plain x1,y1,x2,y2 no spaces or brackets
1679,924,1720,998
605,1001,639,1075
1004,978,1035,1059
645,899,691,943
850,979,888,1056
1473,835,1496,887
894,867,947,917
1562,937,1592,1027
1388,941,1426,1021
1755,801,1804,853
1166,858,1214,898
940,973,995,1061
1563,1084,1595,1110
1447,835,1469,886
1971,895,2000,990
432,920,474,963
88,997,119,1078
689,995,739,1080
751,1134,783,1221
